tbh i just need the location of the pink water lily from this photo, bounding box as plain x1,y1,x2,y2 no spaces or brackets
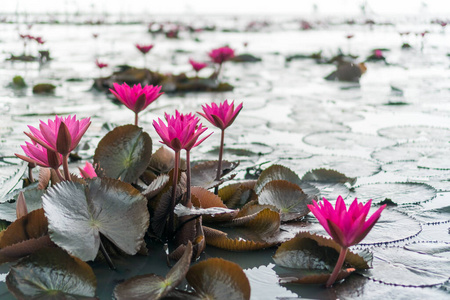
24,115,91,181
208,46,235,64
198,100,243,193
153,111,212,237
110,82,163,125
16,142,62,170
136,44,154,54
189,59,208,73
308,196,386,287
198,100,243,130
95,59,108,69
79,161,97,179
25,115,91,155
153,111,211,152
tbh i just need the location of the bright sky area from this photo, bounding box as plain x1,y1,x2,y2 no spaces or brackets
3,0,450,16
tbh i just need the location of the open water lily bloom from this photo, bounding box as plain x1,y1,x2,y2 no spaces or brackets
16,142,62,169
308,196,386,248
136,44,154,54
208,46,235,64
198,100,243,130
189,59,208,72
110,82,163,114
153,111,211,152
25,115,91,155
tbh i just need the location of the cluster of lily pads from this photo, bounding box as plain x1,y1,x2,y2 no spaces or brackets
0,81,387,299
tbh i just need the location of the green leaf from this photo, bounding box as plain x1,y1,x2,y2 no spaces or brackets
113,241,193,300
42,178,149,261
186,258,251,300
6,248,97,299
94,124,152,183
302,168,357,186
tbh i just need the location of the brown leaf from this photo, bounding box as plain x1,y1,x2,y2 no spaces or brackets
203,226,275,251
38,168,51,190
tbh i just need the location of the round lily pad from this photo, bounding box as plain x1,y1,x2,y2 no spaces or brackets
382,161,450,179
350,182,436,205
360,246,450,286
371,142,450,164
43,178,149,261
268,120,351,134
378,125,450,142
6,248,97,299
303,132,396,149
94,124,152,183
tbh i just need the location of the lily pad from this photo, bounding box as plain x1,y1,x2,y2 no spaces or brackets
371,142,450,164
273,232,371,270
378,125,450,142
186,258,251,300
147,146,185,175
301,168,356,186
94,124,152,183
142,174,170,199
6,248,97,299
360,246,450,286
203,226,276,251
224,208,280,236
0,162,27,203
0,185,44,222
382,161,450,179
258,180,315,222
350,182,436,205
42,178,149,261
218,181,257,208
190,161,239,189
303,132,396,150
113,241,193,300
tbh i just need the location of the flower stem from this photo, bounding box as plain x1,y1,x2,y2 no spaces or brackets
55,168,65,182
135,112,139,126
99,239,116,270
62,154,71,181
217,63,223,79
214,129,225,195
186,150,192,207
28,163,35,182
326,247,348,287
168,150,180,237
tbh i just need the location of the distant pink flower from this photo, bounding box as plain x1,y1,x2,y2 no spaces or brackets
110,82,163,114
346,34,354,39
153,111,211,152
208,46,235,64
79,162,97,179
15,142,62,169
136,44,154,55
25,115,91,156
95,59,108,69
198,100,243,130
374,49,383,58
189,59,208,72
34,36,45,45
92,33,99,38
308,196,386,248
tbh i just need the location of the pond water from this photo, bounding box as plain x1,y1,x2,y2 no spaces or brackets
0,13,449,299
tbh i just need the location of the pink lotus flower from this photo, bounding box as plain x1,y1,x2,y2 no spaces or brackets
308,196,386,248
374,49,383,58
79,161,97,179
153,111,211,152
16,142,62,169
198,100,243,130
346,34,354,39
110,82,163,125
189,59,208,72
95,59,108,69
135,44,154,55
208,46,235,64
25,115,91,156
307,196,386,287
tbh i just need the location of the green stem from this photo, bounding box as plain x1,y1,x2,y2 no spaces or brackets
214,129,225,195
326,247,348,287
135,112,139,126
186,150,192,207
62,154,71,181
168,150,180,237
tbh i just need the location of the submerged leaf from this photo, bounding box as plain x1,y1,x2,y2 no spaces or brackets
258,180,315,222
114,241,193,300
186,258,251,300
94,124,152,183
43,178,149,261
6,248,97,299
